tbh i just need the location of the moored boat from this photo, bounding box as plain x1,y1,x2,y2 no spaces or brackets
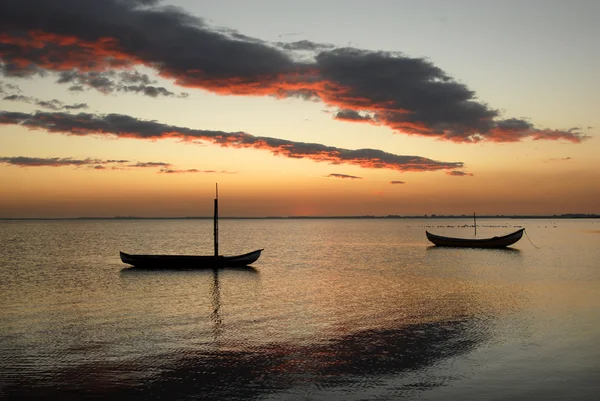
120,184,263,269
119,249,263,269
426,228,524,248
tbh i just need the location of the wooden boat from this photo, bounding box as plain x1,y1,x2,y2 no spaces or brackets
119,249,263,269
120,184,263,269
426,228,525,248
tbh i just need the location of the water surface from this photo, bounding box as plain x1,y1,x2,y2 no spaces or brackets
1,218,599,400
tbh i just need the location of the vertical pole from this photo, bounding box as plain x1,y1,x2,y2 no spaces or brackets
214,183,219,256
474,212,477,236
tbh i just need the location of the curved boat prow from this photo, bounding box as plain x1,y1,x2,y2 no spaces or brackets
224,249,263,267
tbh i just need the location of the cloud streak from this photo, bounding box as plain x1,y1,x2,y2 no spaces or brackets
327,173,362,179
3,94,88,110
0,80,21,94
0,156,141,168
159,168,235,174
0,110,464,173
0,0,588,143
446,171,474,176
0,155,237,175
1,80,88,109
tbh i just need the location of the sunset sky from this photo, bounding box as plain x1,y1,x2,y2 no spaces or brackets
1,0,598,218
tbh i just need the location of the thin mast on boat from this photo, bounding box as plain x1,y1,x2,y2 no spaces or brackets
474,212,477,236
214,183,219,256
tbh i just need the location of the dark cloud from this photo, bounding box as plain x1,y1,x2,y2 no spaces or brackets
120,85,175,97
0,0,586,143
0,0,292,79
128,161,170,168
327,173,362,179
118,70,153,84
0,156,97,167
446,171,474,176
3,94,88,110
159,168,199,173
159,168,235,174
0,81,22,94
31,99,64,110
6,83,21,91
124,0,163,7
56,70,188,97
0,110,464,172
3,94,27,101
56,71,114,93
334,109,374,123
64,103,88,110
390,180,405,184
546,156,572,162
0,156,173,169
0,155,229,174
276,40,335,51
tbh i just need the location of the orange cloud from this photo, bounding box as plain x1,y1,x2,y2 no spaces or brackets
0,31,139,74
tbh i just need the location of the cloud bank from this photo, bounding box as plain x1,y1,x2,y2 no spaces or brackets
0,110,464,173
0,156,156,169
0,0,588,143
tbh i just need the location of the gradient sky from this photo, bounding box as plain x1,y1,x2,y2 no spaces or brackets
1,0,598,217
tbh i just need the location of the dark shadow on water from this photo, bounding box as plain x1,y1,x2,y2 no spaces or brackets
426,246,522,254
119,265,258,275
2,315,488,400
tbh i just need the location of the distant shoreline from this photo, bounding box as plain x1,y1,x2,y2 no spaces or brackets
1,214,598,221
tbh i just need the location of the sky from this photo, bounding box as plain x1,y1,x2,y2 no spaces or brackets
0,0,598,218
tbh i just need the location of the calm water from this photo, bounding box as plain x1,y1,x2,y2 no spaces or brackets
1,218,599,400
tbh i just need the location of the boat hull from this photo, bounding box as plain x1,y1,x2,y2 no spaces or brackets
120,249,263,269
426,229,524,248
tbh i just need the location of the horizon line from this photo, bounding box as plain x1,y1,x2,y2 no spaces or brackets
1,213,599,221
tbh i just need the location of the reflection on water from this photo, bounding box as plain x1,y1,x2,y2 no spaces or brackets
426,246,522,253
1,218,600,400
210,270,223,342
2,315,486,400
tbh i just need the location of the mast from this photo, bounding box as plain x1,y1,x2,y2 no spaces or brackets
473,212,477,236
214,183,219,256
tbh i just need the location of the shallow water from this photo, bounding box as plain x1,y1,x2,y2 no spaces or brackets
1,218,599,400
